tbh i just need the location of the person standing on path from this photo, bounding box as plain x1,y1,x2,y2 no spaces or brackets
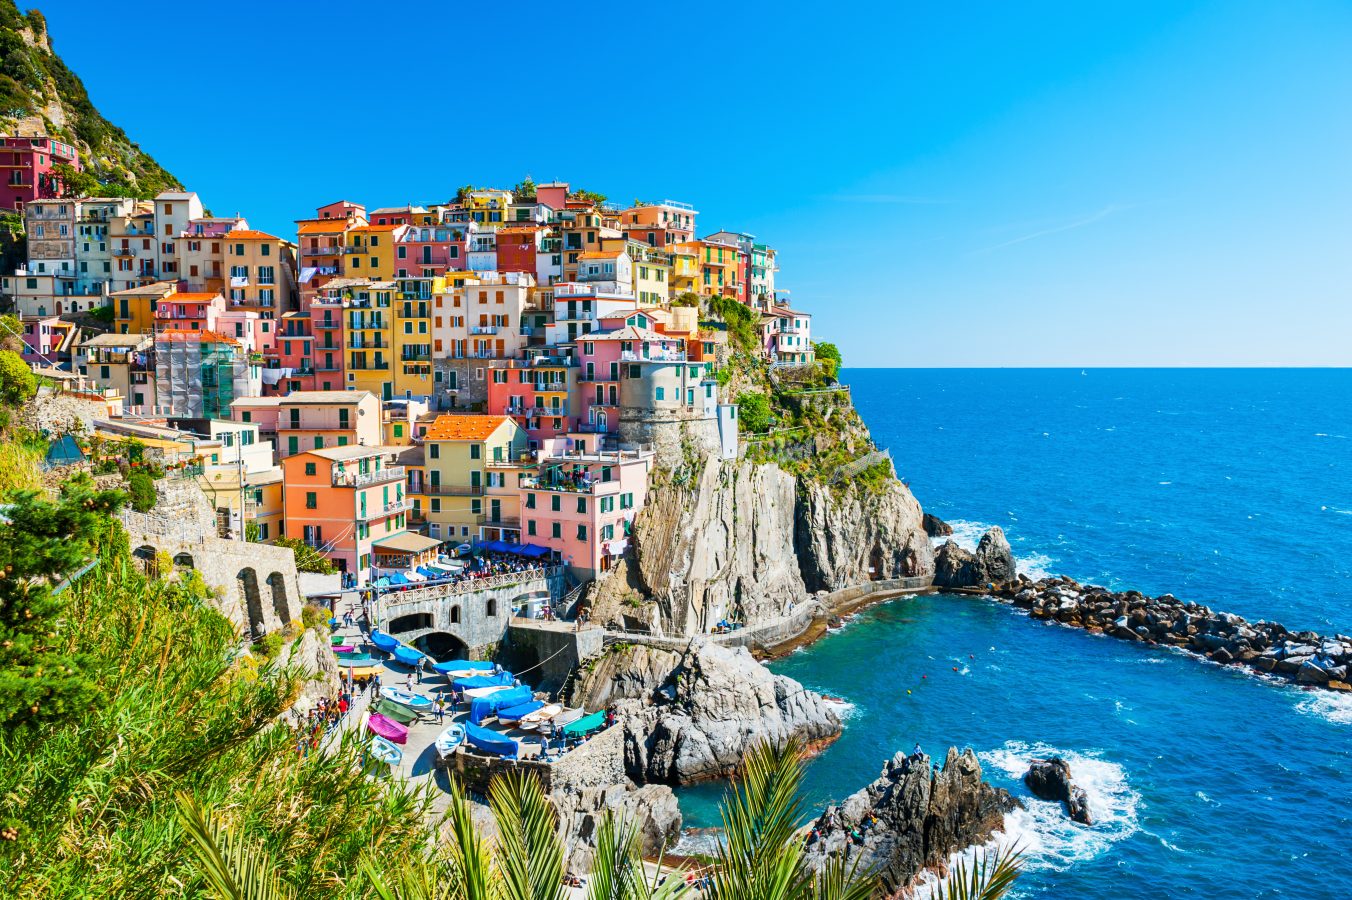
436,696,446,723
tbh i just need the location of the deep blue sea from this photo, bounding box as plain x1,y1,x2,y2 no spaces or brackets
677,369,1352,897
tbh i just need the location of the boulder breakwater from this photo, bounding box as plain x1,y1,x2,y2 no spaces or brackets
977,574,1352,692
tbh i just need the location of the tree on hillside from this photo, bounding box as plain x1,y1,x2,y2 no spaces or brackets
569,188,607,206
0,476,126,731
273,536,336,574
511,176,536,199
736,392,773,434
814,341,842,381
50,161,98,198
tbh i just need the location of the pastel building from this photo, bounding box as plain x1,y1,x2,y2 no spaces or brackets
520,449,654,578
410,414,529,545
177,216,247,294
75,332,156,413
760,306,814,364
486,355,579,446
274,390,382,458
225,230,297,317
617,200,697,247
281,445,411,577
153,291,225,333
0,135,79,211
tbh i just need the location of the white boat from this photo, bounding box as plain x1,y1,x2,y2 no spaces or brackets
434,722,466,759
464,684,511,699
380,687,434,711
369,735,403,766
518,704,562,729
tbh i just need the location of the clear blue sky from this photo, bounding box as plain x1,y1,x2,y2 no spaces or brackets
36,0,1352,366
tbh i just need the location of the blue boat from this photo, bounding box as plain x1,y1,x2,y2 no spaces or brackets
431,659,495,675
369,735,403,766
434,722,466,759
392,645,426,667
336,654,376,666
452,671,514,690
369,629,400,653
470,685,533,725
497,700,546,724
464,722,519,759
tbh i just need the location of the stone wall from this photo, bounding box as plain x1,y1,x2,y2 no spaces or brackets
506,621,605,693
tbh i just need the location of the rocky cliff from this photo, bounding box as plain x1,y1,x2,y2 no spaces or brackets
586,451,932,635
803,748,1017,897
569,640,840,784
933,526,1016,589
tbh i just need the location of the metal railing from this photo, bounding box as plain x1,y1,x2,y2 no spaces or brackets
378,566,562,605
334,465,405,488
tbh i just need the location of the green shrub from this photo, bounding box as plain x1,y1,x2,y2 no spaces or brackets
736,392,773,434
254,631,284,660
300,604,329,629
126,471,156,512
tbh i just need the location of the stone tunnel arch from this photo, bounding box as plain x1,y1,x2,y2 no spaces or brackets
237,567,265,638
133,545,157,576
267,572,291,626
389,612,433,634
173,552,195,570
869,544,886,581
414,631,469,662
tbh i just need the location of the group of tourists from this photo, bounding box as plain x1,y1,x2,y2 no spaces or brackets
291,690,356,756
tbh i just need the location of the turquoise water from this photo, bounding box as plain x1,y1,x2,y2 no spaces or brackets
677,369,1352,896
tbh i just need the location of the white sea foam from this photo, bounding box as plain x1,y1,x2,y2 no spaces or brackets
1322,505,1352,516
672,828,725,857
1296,690,1352,726
821,697,858,720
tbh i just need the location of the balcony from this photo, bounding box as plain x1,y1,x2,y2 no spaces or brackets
303,244,343,256
347,338,387,349
469,325,500,335
347,361,390,371
314,363,343,372
358,497,411,521
621,350,686,363
476,513,521,528
313,318,341,329
334,465,405,488
415,483,484,496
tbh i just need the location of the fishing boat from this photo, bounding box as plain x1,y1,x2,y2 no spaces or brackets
434,722,466,759
561,709,606,739
372,699,419,725
369,629,400,653
431,659,496,676
451,671,514,691
379,687,434,712
369,735,402,766
346,664,382,680
496,700,545,726
332,644,356,653
464,722,518,759
516,704,563,731
336,654,376,666
366,712,409,745
392,645,427,668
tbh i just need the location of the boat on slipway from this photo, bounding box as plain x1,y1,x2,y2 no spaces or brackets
369,629,400,653
380,687,434,712
369,735,403,766
392,645,427,668
365,712,409,745
434,723,466,759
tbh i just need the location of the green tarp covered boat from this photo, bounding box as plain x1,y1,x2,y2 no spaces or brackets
372,699,419,725
561,709,606,737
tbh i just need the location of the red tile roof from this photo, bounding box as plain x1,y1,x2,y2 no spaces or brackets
423,414,511,441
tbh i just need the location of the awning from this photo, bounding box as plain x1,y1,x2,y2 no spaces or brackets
518,544,551,558
374,532,443,554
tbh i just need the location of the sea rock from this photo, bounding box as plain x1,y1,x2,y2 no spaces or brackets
923,512,954,538
570,641,840,784
803,748,1017,895
1024,757,1093,825
933,527,1017,589
553,782,681,872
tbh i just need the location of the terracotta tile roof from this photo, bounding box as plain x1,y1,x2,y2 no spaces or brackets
424,414,511,442
578,249,624,259
225,229,280,240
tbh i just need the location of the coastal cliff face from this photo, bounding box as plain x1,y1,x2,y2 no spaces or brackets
570,641,840,784
804,748,1017,897
587,452,932,635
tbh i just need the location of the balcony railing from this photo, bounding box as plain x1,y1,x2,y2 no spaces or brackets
469,325,499,335
620,350,686,363
313,318,341,329
413,483,484,496
334,465,405,488
358,497,411,521
476,513,521,528
347,361,390,370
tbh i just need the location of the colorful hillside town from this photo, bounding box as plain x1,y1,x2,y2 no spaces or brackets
8,179,817,598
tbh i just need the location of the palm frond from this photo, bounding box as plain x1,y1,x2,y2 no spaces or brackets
943,845,1024,900
809,852,877,900
490,771,566,900
708,738,808,900
363,855,457,900
445,776,492,900
175,791,294,900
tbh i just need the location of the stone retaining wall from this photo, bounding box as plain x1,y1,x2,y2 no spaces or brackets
444,721,624,795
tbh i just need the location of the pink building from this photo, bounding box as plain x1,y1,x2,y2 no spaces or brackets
153,292,225,333
264,311,318,395
519,449,653,578
281,445,414,579
394,222,468,276
19,314,59,366
486,357,579,448
574,315,685,436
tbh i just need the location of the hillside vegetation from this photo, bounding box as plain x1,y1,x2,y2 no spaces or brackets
0,2,180,197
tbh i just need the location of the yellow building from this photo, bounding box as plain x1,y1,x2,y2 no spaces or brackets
463,190,513,228
344,224,403,281
668,243,700,297
330,279,396,399
411,414,528,544
393,276,443,398
608,239,670,305
110,281,177,334
223,230,297,315
199,467,286,543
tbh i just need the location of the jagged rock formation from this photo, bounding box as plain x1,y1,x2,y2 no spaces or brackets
803,749,1017,896
586,453,932,635
1024,757,1092,825
553,782,682,872
0,3,180,196
923,512,954,538
986,574,1352,692
569,640,839,784
933,527,1016,588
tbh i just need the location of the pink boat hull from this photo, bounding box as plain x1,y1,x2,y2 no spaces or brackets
366,712,409,745
332,645,356,653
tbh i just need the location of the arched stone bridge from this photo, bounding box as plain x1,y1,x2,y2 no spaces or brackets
374,567,565,657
